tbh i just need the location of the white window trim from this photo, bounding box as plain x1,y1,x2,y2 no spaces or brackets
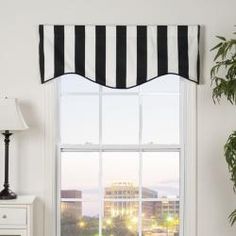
42,77,197,236
42,81,59,236
182,81,197,236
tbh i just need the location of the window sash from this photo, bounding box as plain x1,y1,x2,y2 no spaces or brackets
59,149,182,236
59,78,181,146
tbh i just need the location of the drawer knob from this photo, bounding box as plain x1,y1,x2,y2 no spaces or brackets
2,214,7,219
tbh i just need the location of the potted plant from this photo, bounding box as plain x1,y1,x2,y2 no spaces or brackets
211,32,236,225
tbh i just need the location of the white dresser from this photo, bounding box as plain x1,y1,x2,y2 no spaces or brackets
0,196,35,236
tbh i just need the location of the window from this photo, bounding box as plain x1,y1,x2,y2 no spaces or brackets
58,74,187,236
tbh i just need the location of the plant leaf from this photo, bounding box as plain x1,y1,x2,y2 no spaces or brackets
229,209,236,226
216,35,226,41
211,42,223,51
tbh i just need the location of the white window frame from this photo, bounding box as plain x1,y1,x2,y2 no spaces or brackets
42,77,197,236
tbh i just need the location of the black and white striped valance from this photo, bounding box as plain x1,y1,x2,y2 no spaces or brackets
39,25,200,88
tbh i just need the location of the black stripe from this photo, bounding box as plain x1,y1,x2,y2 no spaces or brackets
197,25,200,83
137,26,147,85
75,26,85,76
178,26,189,79
116,26,127,88
54,25,65,77
157,26,168,75
39,25,45,83
96,26,106,85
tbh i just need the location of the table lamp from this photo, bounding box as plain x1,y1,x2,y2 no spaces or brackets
0,97,28,199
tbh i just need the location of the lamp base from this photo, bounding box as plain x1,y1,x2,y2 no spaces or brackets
0,188,17,200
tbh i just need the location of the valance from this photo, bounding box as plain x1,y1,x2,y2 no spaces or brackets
39,25,200,88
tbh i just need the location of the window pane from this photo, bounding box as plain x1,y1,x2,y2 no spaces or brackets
141,75,179,93
142,94,179,144
142,200,180,236
103,201,139,236
142,152,179,198
61,152,99,200
102,96,139,144
60,95,99,144
103,153,139,197
61,200,99,236
61,75,99,94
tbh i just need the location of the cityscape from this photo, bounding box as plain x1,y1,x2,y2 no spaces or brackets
61,182,180,236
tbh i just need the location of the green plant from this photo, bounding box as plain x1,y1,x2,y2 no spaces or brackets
211,35,236,103
225,131,236,192
211,32,236,226
225,131,236,226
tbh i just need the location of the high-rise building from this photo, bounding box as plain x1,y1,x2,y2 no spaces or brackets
61,190,82,221
104,182,158,218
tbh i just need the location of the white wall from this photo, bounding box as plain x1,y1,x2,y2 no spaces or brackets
0,0,236,235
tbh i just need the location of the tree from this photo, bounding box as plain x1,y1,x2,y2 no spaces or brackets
103,215,138,236
61,215,99,236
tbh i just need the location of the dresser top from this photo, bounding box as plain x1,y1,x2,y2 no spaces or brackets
0,195,36,205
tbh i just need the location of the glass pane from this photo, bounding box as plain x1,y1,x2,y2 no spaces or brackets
61,152,99,200
60,95,99,144
61,74,99,94
102,96,139,144
141,74,179,94
103,153,139,198
142,94,179,144
103,201,139,236
61,201,99,236
142,200,180,236
142,152,179,198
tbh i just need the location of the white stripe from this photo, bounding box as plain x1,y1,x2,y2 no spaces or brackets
85,26,96,81
167,25,178,74
64,26,75,73
44,26,54,81
147,26,158,80
188,26,199,82
105,26,116,87
126,26,137,88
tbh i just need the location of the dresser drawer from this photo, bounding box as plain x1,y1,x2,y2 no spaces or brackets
0,207,27,225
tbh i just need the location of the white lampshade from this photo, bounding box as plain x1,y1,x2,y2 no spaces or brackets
0,97,28,131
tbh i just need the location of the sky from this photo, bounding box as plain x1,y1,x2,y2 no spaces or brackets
60,74,181,216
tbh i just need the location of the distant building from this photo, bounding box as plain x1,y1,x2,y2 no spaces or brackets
104,182,158,218
143,197,180,235
155,197,179,219
61,190,82,221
